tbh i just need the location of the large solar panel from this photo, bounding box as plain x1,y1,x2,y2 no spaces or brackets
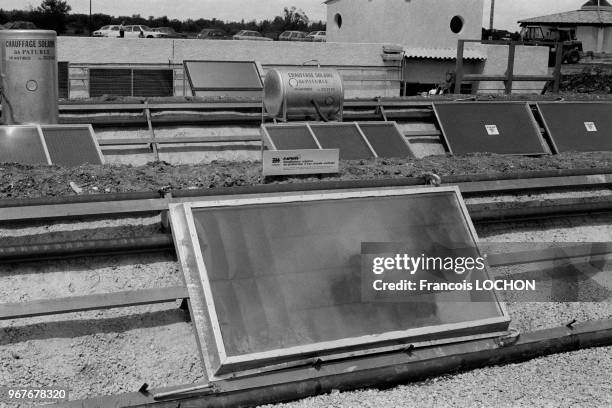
0,126,50,165
537,103,612,153
358,122,413,158
171,187,510,379
433,103,549,155
184,60,263,98
310,123,375,160
262,124,319,150
40,125,104,166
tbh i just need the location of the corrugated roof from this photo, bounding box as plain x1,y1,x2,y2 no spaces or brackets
403,47,487,60
519,10,612,25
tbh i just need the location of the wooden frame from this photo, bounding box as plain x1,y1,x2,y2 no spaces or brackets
183,60,265,95
0,125,52,165
432,102,551,156
171,187,511,380
39,124,106,165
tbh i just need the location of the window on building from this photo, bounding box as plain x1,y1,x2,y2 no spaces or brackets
335,13,343,29
450,16,464,34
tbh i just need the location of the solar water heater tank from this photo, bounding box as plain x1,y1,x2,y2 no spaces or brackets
0,30,58,125
264,67,343,121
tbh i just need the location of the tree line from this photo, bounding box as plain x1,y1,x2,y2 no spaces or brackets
0,0,326,37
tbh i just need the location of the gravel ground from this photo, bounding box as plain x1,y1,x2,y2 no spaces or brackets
262,346,612,408
0,211,610,406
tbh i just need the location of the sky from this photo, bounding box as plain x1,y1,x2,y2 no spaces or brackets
1,0,590,31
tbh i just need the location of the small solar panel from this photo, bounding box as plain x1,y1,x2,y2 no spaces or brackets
537,103,612,153
310,123,375,160
184,60,263,97
0,126,50,165
263,125,319,150
41,125,103,166
358,122,413,158
434,103,549,155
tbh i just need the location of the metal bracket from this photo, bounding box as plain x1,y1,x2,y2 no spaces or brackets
495,328,521,347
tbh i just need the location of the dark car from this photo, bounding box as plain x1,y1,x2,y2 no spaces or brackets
197,28,228,40
153,27,187,38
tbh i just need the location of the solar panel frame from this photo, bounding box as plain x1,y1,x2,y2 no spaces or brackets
310,122,377,160
260,123,320,151
357,121,415,158
184,60,265,97
536,102,612,154
0,125,52,165
40,124,105,166
433,102,550,156
172,187,511,380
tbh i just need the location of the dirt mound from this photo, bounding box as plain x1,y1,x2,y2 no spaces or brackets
559,67,612,94
1,152,611,200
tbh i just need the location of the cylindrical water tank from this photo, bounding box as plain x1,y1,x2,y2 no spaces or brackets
264,68,344,121
0,30,58,125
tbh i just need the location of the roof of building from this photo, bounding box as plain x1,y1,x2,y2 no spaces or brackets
403,47,486,60
519,1,612,25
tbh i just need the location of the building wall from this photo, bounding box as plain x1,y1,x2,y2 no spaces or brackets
577,25,600,53
58,37,403,99
326,0,484,48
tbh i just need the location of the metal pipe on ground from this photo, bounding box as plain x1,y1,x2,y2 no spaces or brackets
0,235,174,264
63,318,612,408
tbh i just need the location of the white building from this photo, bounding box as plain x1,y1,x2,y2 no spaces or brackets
325,0,484,49
519,0,612,55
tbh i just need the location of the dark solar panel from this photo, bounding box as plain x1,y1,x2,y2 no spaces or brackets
0,126,49,165
89,69,131,97
133,70,174,97
58,61,69,99
434,103,548,155
184,60,263,91
264,125,319,150
537,103,612,153
41,126,103,166
310,124,375,160
358,122,413,158
184,188,508,375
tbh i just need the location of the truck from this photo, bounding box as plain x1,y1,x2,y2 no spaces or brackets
520,26,583,65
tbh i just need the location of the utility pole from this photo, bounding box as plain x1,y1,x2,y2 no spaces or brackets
89,0,92,36
489,0,495,40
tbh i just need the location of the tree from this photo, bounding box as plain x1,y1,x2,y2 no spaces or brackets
36,0,71,34
281,6,309,31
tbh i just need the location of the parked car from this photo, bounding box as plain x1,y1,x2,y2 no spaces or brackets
306,31,326,42
279,31,308,41
124,25,168,38
153,27,187,38
232,30,272,41
197,28,229,39
93,25,121,37
3,21,37,30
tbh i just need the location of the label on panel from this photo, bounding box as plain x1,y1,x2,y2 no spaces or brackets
584,122,598,132
485,125,500,136
262,149,339,176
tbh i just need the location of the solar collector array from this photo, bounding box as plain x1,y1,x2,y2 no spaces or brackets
0,125,103,166
262,122,413,160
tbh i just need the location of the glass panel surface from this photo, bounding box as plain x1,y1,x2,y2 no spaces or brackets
192,192,503,358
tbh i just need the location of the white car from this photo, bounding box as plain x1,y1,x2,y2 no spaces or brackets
306,31,326,42
232,30,272,41
123,25,168,38
93,25,121,37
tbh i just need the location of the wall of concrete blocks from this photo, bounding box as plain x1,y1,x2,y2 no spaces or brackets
59,37,403,99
